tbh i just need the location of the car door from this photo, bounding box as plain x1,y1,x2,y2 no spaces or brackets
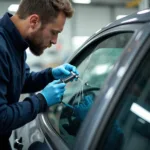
38,23,146,150
74,22,150,150
96,43,150,150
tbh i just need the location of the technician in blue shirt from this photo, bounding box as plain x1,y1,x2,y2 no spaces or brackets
0,0,78,149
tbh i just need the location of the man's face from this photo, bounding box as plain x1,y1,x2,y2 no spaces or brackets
26,12,66,56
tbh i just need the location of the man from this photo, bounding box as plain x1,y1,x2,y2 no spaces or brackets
0,0,78,149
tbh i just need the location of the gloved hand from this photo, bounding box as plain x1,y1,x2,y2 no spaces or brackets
73,94,94,121
52,63,79,80
41,80,66,106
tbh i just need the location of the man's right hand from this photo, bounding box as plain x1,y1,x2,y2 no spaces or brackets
41,80,66,106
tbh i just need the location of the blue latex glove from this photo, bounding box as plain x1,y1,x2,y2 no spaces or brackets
73,94,94,121
41,80,66,106
52,63,79,80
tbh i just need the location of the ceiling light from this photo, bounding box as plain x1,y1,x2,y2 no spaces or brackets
72,0,91,4
8,4,19,12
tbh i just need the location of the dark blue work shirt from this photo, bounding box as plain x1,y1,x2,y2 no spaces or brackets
0,12,54,145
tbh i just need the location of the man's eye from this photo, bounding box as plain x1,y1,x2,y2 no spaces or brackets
51,31,57,35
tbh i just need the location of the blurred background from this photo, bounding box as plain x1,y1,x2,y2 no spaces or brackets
0,0,149,71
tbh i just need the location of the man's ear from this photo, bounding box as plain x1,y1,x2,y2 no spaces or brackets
29,14,41,29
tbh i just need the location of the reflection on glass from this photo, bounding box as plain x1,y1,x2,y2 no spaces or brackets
130,103,150,123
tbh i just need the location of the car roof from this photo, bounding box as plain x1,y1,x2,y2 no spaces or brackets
104,9,150,30
88,9,150,41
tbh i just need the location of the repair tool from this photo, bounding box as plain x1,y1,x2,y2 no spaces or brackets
59,71,79,83
60,71,79,107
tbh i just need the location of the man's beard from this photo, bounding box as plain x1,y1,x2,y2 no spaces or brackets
26,30,44,56
27,39,44,56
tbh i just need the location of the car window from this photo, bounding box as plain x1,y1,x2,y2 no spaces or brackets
98,49,150,150
46,32,133,148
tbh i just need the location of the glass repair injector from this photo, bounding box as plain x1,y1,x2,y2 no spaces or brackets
60,71,79,108
59,71,79,83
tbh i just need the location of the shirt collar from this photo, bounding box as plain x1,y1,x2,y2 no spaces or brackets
0,12,29,52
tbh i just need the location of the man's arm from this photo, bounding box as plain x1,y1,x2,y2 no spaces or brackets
0,48,47,134
22,63,55,93
0,94,47,134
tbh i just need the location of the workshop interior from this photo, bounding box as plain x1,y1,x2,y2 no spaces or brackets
0,0,150,150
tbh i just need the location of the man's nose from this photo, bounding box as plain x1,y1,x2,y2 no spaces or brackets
51,35,58,45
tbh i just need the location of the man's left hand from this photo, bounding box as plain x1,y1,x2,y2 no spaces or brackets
52,63,79,79
73,94,94,121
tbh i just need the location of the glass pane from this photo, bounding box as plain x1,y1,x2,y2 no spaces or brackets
46,32,133,148
100,50,150,150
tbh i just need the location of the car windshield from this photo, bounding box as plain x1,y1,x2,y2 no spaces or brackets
45,32,134,148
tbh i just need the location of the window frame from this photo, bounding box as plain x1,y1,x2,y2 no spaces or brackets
38,23,145,150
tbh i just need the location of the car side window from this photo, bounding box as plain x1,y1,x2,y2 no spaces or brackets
98,50,150,150
46,32,133,148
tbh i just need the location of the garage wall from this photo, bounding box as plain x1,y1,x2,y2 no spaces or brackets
73,5,137,37
0,1,18,16
73,5,111,36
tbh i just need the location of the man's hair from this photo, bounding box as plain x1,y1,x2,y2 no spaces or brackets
16,0,74,24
